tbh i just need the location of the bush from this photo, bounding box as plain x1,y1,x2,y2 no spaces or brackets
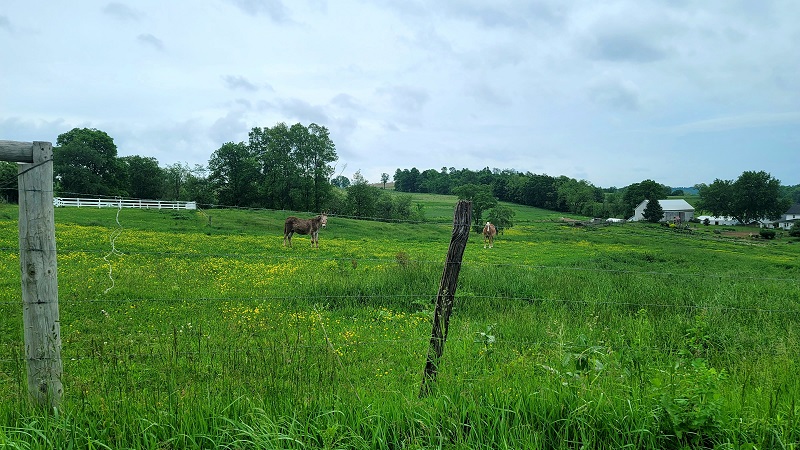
789,223,800,238
759,229,776,240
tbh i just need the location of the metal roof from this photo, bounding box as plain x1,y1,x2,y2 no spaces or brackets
638,199,695,211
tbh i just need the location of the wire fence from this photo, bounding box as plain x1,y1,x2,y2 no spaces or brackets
1,196,798,380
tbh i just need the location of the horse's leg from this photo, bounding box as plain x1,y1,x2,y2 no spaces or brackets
311,231,318,248
285,231,293,247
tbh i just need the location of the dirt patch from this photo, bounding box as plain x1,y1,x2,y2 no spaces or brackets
721,231,757,238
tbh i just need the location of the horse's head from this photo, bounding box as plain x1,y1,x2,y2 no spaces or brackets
320,213,328,227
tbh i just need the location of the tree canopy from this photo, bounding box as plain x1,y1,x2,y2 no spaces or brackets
54,128,126,196
698,171,789,224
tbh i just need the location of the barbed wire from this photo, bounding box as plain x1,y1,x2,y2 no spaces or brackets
0,331,793,365
1,292,797,315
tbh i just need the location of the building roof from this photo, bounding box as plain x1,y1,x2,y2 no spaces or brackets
786,203,800,215
637,199,695,211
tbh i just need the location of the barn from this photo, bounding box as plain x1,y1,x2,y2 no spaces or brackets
630,199,695,223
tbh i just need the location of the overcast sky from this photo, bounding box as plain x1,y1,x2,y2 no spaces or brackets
2,1,799,188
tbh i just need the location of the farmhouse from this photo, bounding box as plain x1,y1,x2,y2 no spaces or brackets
772,203,800,230
630,199,695,223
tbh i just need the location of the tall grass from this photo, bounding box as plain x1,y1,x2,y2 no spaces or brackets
1,203,799,448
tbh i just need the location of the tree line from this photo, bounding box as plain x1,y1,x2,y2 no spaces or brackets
0,126,421,222
394,167,799,224
2,127,798,226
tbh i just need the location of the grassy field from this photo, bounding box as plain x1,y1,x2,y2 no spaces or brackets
1,198,799,449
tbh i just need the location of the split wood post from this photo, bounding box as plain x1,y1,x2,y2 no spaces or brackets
420,200,472,397
1,140,63,409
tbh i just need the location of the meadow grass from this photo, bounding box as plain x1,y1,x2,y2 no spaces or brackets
1,201,799,449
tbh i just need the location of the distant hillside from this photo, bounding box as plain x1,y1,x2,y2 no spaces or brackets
370,182,394,189
673,186,699,195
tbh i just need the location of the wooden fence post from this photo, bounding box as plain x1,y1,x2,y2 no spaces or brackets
420,200,472,397
2,140,63,409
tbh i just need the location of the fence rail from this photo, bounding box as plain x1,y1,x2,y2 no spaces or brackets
54,197,197,210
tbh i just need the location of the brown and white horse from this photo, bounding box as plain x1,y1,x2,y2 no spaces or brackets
482,221,497,248
284,213,328,248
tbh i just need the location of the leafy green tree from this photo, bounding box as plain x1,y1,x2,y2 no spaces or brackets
249,123,295,209
557,178,599,216
392,194,413,220
163,163,192,200
452,183,497,231
696,179,733,217
486,205,515,232
54,128,126,196
322,185,347,215
305,123,337,211
791,185,800,203
392,169,406,191
345,173,378,218
0,161,18,203
121,155,164,199
208,142,259,207
331,175,350,189
730,171,789,224
698,171,788,224
393,167,421,193
419,168,451,194
185,165,215,206
161,163,213,205
380,173,389,189
789,223,800,238
247,122,337,211
374,192,414,222
642,198,664,223
521,174,559,210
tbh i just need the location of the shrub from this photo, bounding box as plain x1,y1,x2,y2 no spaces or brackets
759,229,776,240
789,223,800,238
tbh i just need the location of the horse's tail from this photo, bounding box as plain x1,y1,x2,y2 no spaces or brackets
284,218,293,235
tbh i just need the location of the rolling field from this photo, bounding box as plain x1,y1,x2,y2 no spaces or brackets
1,200,799,449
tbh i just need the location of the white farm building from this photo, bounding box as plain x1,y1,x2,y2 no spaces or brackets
696,215,740,226
630,199,695,223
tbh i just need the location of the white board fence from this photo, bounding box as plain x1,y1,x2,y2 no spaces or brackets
54,197,197,210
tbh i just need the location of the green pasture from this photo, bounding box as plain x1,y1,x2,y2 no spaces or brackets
1,200,799,449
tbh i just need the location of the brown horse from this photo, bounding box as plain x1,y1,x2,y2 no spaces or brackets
482,221,497,248
284,213,328,248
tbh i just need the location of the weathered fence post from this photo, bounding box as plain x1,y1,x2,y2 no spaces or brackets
1,140,63,409
420,200,472,397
